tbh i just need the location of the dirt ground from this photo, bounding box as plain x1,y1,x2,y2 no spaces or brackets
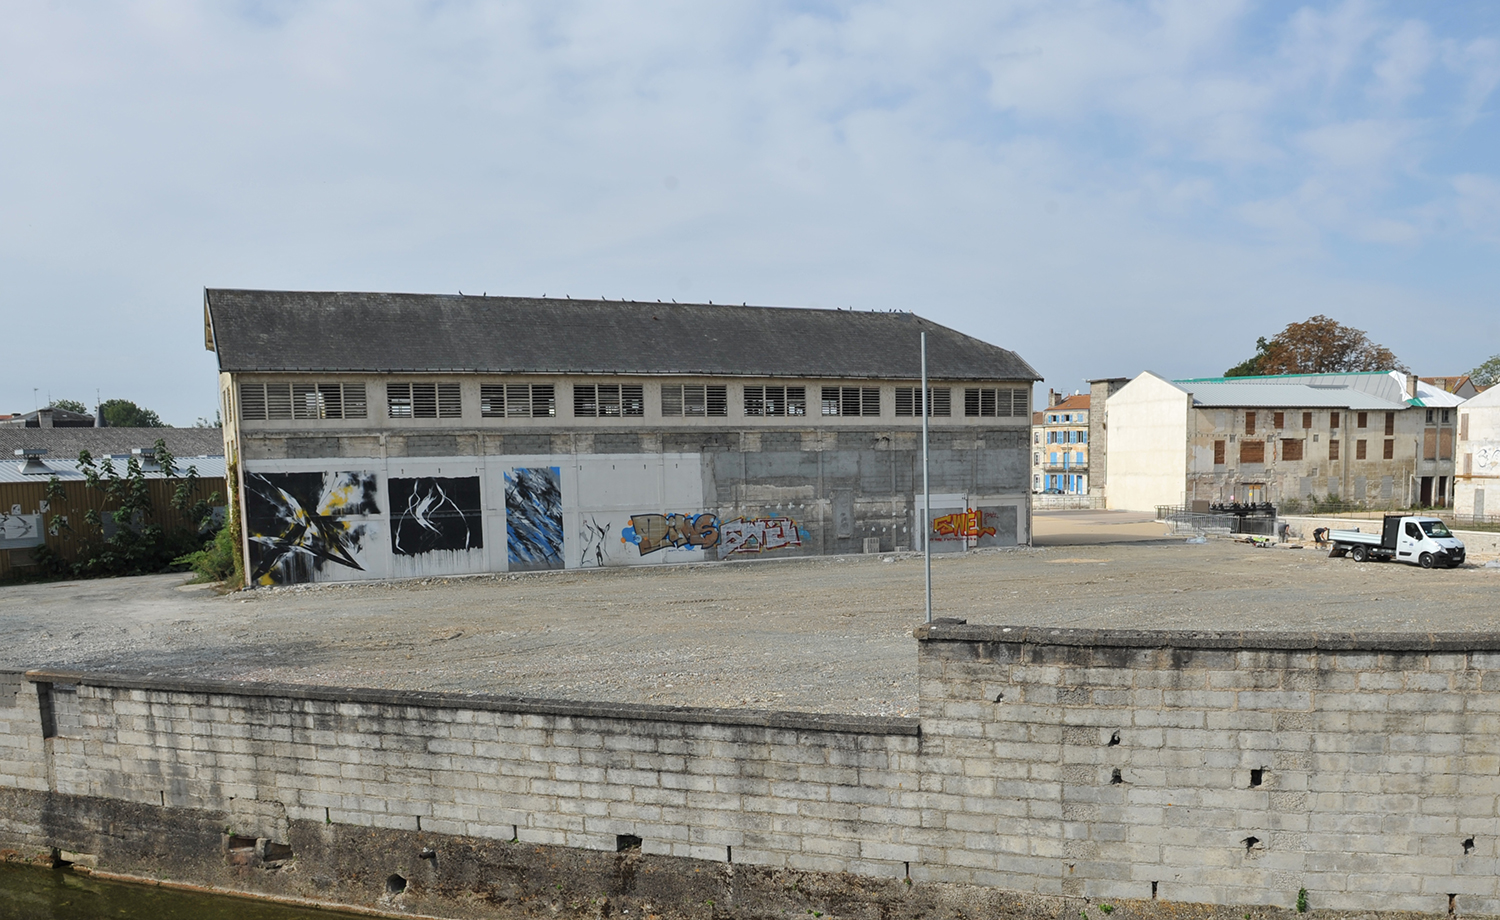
4,510,1498,717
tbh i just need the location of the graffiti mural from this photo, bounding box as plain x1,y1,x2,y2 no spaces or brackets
720,517,806,555
505,467,563,570
580,515,612,567
932,509,996,541
0,510,43,549
390,476,483,556
245,471,379,585
623,513,719,555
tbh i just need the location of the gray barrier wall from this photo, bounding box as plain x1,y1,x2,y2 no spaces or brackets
6,625,1500,916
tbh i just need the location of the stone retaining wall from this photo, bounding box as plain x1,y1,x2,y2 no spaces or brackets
8,625,1500,917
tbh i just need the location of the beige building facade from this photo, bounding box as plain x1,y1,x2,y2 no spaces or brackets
1106,371,1461,512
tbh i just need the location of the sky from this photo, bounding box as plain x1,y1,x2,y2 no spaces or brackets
3,1,1499,425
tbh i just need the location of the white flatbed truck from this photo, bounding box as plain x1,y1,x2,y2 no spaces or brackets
1327,514,1466,568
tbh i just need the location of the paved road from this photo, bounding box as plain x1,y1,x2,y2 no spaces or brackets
4,539,1498,716
1032,509,1168,545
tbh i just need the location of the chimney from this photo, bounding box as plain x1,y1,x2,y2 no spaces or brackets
1048,388,1061,408
1406,374,1418,399
16,448,50,475
95,403,106,427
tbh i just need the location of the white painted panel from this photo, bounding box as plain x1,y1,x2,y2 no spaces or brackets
573,455,663,510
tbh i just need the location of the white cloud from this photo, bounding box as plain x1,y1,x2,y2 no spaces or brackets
0,1,1496,420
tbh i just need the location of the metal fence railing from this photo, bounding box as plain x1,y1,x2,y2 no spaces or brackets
1157,505,1278,537
1033,494,1106,511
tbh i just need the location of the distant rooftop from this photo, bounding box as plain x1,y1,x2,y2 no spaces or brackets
0,427,224,465
1171,370,1463,410
0,407,96,428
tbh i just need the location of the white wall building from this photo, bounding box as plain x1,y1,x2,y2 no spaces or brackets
1456,385,1500,520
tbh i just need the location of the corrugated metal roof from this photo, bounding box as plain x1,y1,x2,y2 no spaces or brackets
0,455,226,485
205,289,1041,382
1173,382,1405,410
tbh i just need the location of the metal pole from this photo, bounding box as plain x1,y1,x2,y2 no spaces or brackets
921,332,932,623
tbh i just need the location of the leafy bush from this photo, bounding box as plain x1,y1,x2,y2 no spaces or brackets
36,439,227,582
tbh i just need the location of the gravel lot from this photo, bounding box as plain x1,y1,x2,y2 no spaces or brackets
3,526,1498,717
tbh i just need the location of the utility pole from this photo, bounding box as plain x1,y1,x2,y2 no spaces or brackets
922,332,932,624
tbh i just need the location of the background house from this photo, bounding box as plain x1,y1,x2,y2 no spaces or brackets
1104,371,1460,512
206,290,1040,586
1456,386,1500,521
1036,392,1090,495
0,427,226,579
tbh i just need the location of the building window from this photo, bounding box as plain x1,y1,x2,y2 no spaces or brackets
1357,412,1368,428
1245,412,1256,435
387,383,461,419
1240,440,1266,464
1281,439,1304,461
821,386,880,417
1443,409,1451,424
1329,439,1340,460
1425,409,1435,424
1273,411,1284,429
744,385,808,417
894,387,952,417
240,382,367,421
1330,411,1340,429
1214,440,1226,465
1383,438,1394,460
963,387,1028,418
1302,412,1312,429
1356,439,1367,460
661,384,728,417
574,384,645,418
1384,411,1395,436
480,384,556,418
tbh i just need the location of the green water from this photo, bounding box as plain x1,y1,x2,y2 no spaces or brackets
0,864,375,920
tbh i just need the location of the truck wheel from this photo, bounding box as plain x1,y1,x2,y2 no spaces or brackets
1351,545,1368,562
1419,553,1434,569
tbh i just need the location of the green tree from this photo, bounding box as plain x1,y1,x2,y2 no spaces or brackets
1468,354,1500,389
48,398,89,414
100,398,166,428
1224,315,1407,377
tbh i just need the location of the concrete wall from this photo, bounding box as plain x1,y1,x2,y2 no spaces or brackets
14,626,1500,915
237,429,1030,585
1457,390,1500,519
1087,378,1129,500
1104,374,1189,512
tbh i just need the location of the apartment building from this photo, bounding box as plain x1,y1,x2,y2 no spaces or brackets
1032,392,1090,494
206,290,1040,585
1105,371,1461,512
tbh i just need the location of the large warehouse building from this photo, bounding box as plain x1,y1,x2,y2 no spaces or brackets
205,290,1039,586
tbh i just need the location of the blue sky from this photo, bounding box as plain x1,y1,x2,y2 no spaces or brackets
3,1,1498,422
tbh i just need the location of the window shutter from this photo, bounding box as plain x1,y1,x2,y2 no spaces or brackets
239,384,267,421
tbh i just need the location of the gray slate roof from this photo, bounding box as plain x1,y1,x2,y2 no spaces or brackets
0,427,225,462
205,290,1039,382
